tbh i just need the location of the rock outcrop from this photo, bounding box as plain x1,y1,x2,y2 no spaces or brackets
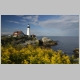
73,48,79,58
41,37,58,46
1,36,58,47
19,40,38,47
42,37,53,42
19,37,58,47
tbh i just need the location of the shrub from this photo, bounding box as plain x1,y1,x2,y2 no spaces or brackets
1,45,78,64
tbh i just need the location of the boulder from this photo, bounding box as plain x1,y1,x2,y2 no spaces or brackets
41,37,58,46
42,37,53,42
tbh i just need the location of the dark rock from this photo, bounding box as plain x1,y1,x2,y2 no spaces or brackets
73,48,79,58
39,40,43,46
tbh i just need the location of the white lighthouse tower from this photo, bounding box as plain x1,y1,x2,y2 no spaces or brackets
27,24,30,36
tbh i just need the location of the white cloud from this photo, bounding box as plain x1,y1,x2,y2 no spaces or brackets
23,16,32,20
38,15,79,30
22,15,39,25
36,15,79,36
20,19,26,22
23,15,38,20
7,20,20,24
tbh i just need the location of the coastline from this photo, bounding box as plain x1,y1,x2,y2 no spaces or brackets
1,35,79,64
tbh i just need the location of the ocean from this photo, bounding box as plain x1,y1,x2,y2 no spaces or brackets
37,36,79,56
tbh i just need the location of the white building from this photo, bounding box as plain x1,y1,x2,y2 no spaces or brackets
27,24,30,36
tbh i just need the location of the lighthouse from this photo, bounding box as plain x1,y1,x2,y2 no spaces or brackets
27,24,30,36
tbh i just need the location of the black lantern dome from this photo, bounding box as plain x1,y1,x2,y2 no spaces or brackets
27,24,30,28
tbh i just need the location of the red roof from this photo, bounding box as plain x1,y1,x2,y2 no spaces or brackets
13,31,24,36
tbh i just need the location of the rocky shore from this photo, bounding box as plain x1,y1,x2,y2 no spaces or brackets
1,36,79,59
73,48,79,58
1,36,79,64
1,36,58,47
17,37,58,47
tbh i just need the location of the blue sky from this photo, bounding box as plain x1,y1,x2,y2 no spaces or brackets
1,15,79,36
